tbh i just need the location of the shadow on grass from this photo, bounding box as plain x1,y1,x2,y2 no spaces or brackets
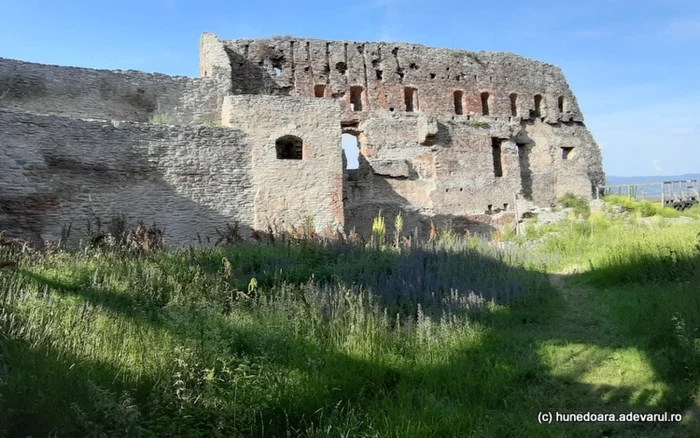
2,245,700,436
566,250,700,414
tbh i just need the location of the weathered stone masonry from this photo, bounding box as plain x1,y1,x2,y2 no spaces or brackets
0,32,604,245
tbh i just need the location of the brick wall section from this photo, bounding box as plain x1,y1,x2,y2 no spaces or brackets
0,57,228,125
216,35,583,125
0,109,254,245
222,95,344,233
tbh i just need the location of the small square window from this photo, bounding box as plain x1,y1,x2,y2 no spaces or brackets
561,147,574,160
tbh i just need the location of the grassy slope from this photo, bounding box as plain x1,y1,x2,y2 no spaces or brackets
1,211,699,437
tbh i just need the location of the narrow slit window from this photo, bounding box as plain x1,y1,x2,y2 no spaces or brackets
454,90,463,115
350,86,363,111
558,95,565,113
509,93,518,116
492,138,503,177
561,146,573,160
481,92,490,116
534,94,543,117
404,87,417,112
314,84,325,98
276,135,303,160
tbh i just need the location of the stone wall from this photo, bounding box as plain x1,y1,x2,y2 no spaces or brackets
222,95,344,233
213,35,583,125
0,57,228,125
342,111,603,239
0,32,605,246
0,109,254,246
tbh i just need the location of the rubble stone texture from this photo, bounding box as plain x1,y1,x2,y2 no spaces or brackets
0,33,604,245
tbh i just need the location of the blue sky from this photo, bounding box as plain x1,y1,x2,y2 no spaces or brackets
1,0,698,177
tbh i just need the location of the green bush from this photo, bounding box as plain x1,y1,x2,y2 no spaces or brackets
557,193,590,218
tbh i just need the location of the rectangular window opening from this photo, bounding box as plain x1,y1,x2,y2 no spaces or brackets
517,142,527,157
534,94,543,117
404,87,417,112
558,95,565,113
350,86,363,111
314,84,325,98
454,90,463,115
492,138,503,177
561,146,574,160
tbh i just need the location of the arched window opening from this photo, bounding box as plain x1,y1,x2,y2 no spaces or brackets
480,92,490,116
314,84,326,97
534,94,543,117
454,90,463,115
342,133,360,169
276,135,303,160
509,93,518,116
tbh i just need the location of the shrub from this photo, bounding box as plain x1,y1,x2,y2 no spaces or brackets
149,112,173,125
557,193,590,218
371,211,386,246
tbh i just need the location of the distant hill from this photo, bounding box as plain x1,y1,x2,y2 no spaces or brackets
606,174,700,185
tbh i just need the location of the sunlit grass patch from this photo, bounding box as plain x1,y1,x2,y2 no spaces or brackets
539,342,669,406
604,194,683,218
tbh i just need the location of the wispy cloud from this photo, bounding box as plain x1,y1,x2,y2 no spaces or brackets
648,126,699,136
360,0,414,42
659,18,700,41
569,28,610,39
584,95,700,176
652,160,664,174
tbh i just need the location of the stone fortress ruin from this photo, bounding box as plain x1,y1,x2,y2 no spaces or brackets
0,32,604,245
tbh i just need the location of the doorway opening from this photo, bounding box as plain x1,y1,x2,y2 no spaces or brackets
342,133,360,169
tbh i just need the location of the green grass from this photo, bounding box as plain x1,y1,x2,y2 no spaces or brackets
149,112,174,125
1,208,700,436
603,194,698,218
557,193,591,218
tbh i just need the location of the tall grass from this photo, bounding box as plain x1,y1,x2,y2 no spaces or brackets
0,234,559,436
1,207,699,436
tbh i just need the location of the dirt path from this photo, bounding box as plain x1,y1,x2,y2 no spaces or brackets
547,271,612,343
